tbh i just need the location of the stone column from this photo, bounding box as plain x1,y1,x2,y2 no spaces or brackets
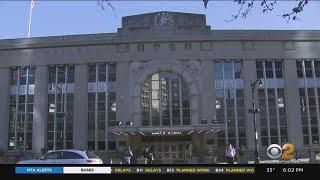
200,60,215,123
191,133,200,162
128,135,142,163
190,93,200,125
243,60,261,150
0,68,10,151
131,84,141,127
197,133,207,163
73,64,88,149
128,62,141,127
32,66,48,153
116,63,130,124
283,60,303,148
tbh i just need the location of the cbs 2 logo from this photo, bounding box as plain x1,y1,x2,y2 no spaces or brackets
267,144,295,160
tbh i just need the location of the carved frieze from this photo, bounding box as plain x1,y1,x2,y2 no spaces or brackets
129,60,201,83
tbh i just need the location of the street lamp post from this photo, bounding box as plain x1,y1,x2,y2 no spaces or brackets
248,78,263,164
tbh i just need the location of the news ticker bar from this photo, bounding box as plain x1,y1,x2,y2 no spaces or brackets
15,166,255,174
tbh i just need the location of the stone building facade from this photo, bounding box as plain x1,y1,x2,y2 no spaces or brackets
0,11,320,163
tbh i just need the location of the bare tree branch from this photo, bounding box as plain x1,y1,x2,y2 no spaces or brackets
96,0,310,23
242,0,255,19
225,0,247,22
225,0,309,22
281,0,309,22
97,0,117,18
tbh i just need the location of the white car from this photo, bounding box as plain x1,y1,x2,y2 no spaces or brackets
16,149,103,164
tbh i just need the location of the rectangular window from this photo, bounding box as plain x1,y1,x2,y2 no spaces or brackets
11,68,18,85
256,60,287,146
256,61,263,79
299,86,320,145
19,67,27,85
169,43,176,51
87,63,117,150
200,41,213,51
305,61,313,78
275,60,283,78
234,60,243,79
67,66,74,83
98,64,106,82
214,60,223,80
315,61,320,78
137,44,144,52
153,44,160,52
108,141,117,151
8,66,35,151
296,61,303,78
215,60,245,148
117,44,129,53
224,60,233,79
88,64,96,82
108,63,116,82
47,65,74,150
49,66,56,84
265,61,273,78
297,59,320,144
28,67,35,84
242,41,254,50
118,141,127,147
185,43,192,51
57,66,65,83
257,60,283,79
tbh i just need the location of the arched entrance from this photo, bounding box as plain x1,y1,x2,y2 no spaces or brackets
141,71,191,127
111,61,223,163
130,61,200,125
140,71,192,162
129,62,201,163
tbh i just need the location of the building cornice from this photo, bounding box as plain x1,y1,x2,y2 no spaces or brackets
0,30,320,51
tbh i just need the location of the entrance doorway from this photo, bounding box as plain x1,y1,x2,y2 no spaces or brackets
121,130,221,163
146,142,191,161
141,135,192,162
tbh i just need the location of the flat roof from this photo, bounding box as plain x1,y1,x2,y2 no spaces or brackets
0,30,320,51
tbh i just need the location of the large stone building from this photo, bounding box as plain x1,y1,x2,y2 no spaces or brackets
0,11,320,163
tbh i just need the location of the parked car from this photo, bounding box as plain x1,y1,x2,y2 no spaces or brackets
16,149,103,164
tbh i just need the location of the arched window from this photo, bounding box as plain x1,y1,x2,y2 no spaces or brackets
141,72,190,126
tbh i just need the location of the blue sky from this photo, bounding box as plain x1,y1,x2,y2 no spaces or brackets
0,1,319,39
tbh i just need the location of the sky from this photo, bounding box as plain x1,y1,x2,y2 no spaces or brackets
0,0,319,40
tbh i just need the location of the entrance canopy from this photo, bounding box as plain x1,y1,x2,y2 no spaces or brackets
110,124,224,136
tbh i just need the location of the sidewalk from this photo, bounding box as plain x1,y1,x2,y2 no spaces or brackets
217,156,320,164
248,158,317,164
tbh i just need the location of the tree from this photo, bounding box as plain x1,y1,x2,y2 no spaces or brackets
226,0,309,22
98,0,310,22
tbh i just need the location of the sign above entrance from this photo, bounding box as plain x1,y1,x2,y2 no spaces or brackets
110,124,224,136
151,131,182,136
